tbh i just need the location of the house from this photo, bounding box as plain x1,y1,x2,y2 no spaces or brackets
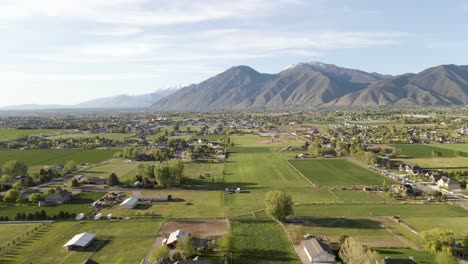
119,197,139,209
437,176,460,190
384,257,416,264
63,232,96,250
166,229,190,247
402,163,422,175
303,238,336,263
424,171,446,182
45,190,72,204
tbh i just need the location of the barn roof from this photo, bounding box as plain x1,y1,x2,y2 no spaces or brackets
120,197,138,207
167,229,189,245
63,233,96,248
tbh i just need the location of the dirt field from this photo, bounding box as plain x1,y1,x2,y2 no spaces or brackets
159,219,229,239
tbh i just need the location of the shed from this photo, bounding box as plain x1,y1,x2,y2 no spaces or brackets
94,213,102,220
76,213,84,221
63,233,96,250
303,239,336,263
119,197,139,209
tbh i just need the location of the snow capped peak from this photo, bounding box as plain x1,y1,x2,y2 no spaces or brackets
283,61,331,71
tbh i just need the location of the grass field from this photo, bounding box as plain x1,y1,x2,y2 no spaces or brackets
80,162,139,181
293,204,468,218
0,129,68,140
0,221,162,264
289,159,388,187
100,190,225,218
329,189,390,203
232,220,301,264
397,157,468,169
0,192,104,219
0,223,42,246
403,217,468,237
47,133,135,140
287,217,405,248
391,144,466,158
376,248,434,264
0,148,119,166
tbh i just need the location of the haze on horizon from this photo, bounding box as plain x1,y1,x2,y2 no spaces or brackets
1,0,467,107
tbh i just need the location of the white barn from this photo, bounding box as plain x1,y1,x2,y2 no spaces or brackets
166,229,190,246
303,239,336,263
63,233,96,250
119,197,138,209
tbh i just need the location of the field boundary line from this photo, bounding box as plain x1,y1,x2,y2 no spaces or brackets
327,189,343,202
276,152,317,188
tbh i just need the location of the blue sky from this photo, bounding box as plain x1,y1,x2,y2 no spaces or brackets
1,0,467,106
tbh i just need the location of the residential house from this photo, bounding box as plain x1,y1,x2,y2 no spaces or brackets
437,176,460,191
165,229,190,247
45,190,72,204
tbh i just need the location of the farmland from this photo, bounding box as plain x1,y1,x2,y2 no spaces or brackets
0,192,104,219
0,223,42,245
232,220,301,264
289,159,388,187
47,133,135,140
0,148,119,165
0,221,162,264
396,157,468,169
391,144,466,158
403,217,468,237
0,129,68,140
80,162,139,181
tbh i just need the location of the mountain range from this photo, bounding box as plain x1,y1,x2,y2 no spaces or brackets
2,62,467,111
153,62,468,111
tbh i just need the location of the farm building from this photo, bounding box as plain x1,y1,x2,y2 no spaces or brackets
119,197,139,209
45,190,72,204
134,194,170,202
166,229,190,246
63,232,96,250
303,238,336,263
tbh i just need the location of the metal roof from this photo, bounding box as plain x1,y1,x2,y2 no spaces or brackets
63,233,96,248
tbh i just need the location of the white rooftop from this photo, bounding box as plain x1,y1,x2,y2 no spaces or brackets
63,232,96,248
167,229,189,245
120,197,138,206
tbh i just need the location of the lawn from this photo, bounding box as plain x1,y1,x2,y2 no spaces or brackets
376,248,434,264
80,162,139,182
232,220,301,264
391,144,466,158
0,221,162,264
403,217,468,237
0,129,68,140
0,192,104,219
0,223,42,246
396,157,468,169
289,159,388,187
0,148,119,166
287,217,405,248
329,189,390,203
100,189,225,218
293,204,468,218
47,133,135,140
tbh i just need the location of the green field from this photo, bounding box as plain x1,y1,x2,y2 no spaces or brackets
403,217,468,237
330,189,390,203
397,157,468,169
0,192,104,219
0,223,42,246
0,129,68,140
289,159,387,187
0,148,119,166
232,220,301,264
81,163,139,181
100,190,225,218
391,144,467,158
376,248,434,264
0,221,162,264
48,133,135,140
293,204,468,218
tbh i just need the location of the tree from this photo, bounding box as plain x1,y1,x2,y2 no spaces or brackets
2,160,28,177
108,173,120,186
339,237,384,264
150,245,170,262
421,228,454,254
28,193,44,203
3,189,20,203
64,160,78,173
175,236,195,259
155,165,173,188
138,164,155,178
219,233,234,256
435,251,457,264
264,191,293,222
168,159,184,185
12,181,23,191
44,188,55,196
71,178,79,187
25,176,34,187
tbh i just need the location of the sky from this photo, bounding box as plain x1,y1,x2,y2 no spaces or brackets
1,0,467,107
